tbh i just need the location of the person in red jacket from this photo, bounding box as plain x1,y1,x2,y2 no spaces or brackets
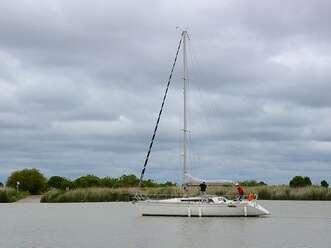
235,182,244,201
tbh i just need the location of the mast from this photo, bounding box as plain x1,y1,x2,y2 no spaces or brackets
182,30,188,188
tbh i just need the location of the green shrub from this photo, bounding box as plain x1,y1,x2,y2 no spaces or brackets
100,177,116,187
48,176,72,190
141,179,157,188
303,177,312,186
6,169,47,194
114,175,140,188
0,188,28,202
73,175,100,188
321,180,329,188
289,176,312,188
45,173,176,189
0,189,10,202
239,180,267,186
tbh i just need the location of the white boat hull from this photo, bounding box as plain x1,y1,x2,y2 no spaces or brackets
135,197,270,217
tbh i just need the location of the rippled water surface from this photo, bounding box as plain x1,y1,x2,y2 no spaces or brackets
0,201,330,248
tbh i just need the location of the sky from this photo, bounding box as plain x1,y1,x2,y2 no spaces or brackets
0,0,331,184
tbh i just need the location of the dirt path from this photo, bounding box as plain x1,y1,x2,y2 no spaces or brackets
15,195,42,203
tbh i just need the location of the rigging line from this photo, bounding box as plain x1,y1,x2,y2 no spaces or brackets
186,38,199,171
188,36,226,167
182,37,203,174
185,36,202,171
138,35,183,187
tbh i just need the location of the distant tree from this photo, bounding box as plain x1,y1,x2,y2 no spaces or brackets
289,176,312,188
48,176,72,190
6,168,47,194
321,180,329,188
163,181,176,187
240,180,266,186
141,179,157,187
0,182,3,187
74,175,100,188
100,177,116,188
66,174,176,189
114,174,140,187
303,176,312,186
290,176,303,187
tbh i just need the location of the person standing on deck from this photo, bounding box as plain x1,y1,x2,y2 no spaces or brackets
235,182,244,201
199,181,207,194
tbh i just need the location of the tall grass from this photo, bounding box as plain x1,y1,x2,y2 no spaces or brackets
208,185,331,200
41,187,182,203
0,187,29,203
40,185,331,203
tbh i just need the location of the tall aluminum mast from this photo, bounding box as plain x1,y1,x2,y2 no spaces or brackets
182,30,188,188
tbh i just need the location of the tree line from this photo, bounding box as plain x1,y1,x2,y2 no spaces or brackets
0,168,329,195
289,176,329,188
2,168,176,195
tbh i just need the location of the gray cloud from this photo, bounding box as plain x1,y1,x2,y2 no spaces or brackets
0,0,331,184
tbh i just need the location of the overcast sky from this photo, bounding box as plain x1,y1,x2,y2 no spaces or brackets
0,0,330,184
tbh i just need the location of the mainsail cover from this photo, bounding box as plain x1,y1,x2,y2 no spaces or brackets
184,173,234,186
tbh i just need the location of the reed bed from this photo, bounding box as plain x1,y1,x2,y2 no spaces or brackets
41,187,182,203
0,187,29,203
40,185,331,203
254,185,331,200
206,185,331,200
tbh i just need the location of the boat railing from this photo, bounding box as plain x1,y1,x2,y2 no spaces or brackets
221,193,259,201
187,192,259,200
133,192,259,202
134,192,184,201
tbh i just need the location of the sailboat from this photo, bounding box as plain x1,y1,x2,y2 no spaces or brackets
134,31,270,217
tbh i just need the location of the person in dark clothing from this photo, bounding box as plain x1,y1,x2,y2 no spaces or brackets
199,181,207,193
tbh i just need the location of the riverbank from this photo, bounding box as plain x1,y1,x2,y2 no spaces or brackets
0,188,29,203
40,185,331,202
41,187,182,203
209,185,331,200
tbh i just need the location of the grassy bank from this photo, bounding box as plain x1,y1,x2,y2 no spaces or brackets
41,185,331,203
207,185,331,200
41,187,182,203
0,188,29,203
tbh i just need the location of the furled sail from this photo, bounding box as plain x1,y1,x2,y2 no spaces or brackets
184,173,234,186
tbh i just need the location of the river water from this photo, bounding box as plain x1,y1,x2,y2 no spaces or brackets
0,201,330,248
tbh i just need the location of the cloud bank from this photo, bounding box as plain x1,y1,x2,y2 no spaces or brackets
0,0,331,184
